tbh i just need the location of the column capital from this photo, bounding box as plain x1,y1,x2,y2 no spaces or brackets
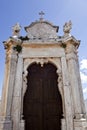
5,48,18,64
66,52,78,61
65,43,77,54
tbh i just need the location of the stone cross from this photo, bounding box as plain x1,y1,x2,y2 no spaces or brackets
39,11,45,21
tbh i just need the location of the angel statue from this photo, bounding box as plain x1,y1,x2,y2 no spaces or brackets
63,20,72,36
12,23,21,37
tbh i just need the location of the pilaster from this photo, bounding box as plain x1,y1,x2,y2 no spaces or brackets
66,43,85,116
11,54,23,130
61,56,73,130
65,42,87,130
0,46,18,130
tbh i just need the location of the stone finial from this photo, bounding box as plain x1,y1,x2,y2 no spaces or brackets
63,20,72,36
12,23,21,37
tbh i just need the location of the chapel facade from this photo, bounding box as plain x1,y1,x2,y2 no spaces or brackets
0,15,87,130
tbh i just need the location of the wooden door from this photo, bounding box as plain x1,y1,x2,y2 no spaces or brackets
23,63,63,130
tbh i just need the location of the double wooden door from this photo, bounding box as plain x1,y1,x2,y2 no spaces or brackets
23,63,62,130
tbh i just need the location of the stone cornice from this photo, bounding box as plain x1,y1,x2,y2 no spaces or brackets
62,35,80,48
3,37,22,55
22,38,62,43
22,41,62,47
3,37,22,47
3,35,80,48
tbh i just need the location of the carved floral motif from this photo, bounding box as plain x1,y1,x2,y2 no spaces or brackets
25,21,58,39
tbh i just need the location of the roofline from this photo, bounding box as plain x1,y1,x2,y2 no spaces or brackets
24,20,59,32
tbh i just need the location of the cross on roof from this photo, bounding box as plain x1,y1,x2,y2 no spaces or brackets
39,11,45,21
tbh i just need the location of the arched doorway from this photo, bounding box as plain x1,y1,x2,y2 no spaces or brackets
23,63,63,130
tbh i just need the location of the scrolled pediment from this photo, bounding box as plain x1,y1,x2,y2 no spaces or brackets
25,20,59,39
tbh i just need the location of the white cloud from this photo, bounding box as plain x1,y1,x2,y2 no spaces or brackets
80,71,87,84
83,87,87,94
80,59,87,84
83,87,87,100
80,59,87,70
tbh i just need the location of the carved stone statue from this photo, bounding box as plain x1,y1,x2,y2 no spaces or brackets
63,20,72,36
12,23,21,37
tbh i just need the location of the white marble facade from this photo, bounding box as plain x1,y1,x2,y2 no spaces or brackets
0,19,87,130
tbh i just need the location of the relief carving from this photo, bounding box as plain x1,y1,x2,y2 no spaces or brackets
23,58,61,96
25,21,58,40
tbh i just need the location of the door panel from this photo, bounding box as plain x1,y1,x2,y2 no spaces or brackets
23,63,62,130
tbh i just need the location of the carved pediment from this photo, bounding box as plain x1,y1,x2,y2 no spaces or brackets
25,21,59,39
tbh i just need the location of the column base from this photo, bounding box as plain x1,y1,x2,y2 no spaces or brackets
75,113,86,119
61,118,67,130
20,119,25,130
0,116,12,130
74,118,87,130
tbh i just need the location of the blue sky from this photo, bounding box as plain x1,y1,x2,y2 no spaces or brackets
0,0,87,99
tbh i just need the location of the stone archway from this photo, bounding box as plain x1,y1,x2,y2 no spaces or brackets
23,62,63,130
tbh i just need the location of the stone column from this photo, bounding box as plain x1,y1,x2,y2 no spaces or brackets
0,48,18,130
66,43,83,117
66,43,87,130
12,54,23,130
61,56,73,130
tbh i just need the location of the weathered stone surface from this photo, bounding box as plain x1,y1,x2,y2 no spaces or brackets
85,99,87,114
25,20,59,40
0,19,87,130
